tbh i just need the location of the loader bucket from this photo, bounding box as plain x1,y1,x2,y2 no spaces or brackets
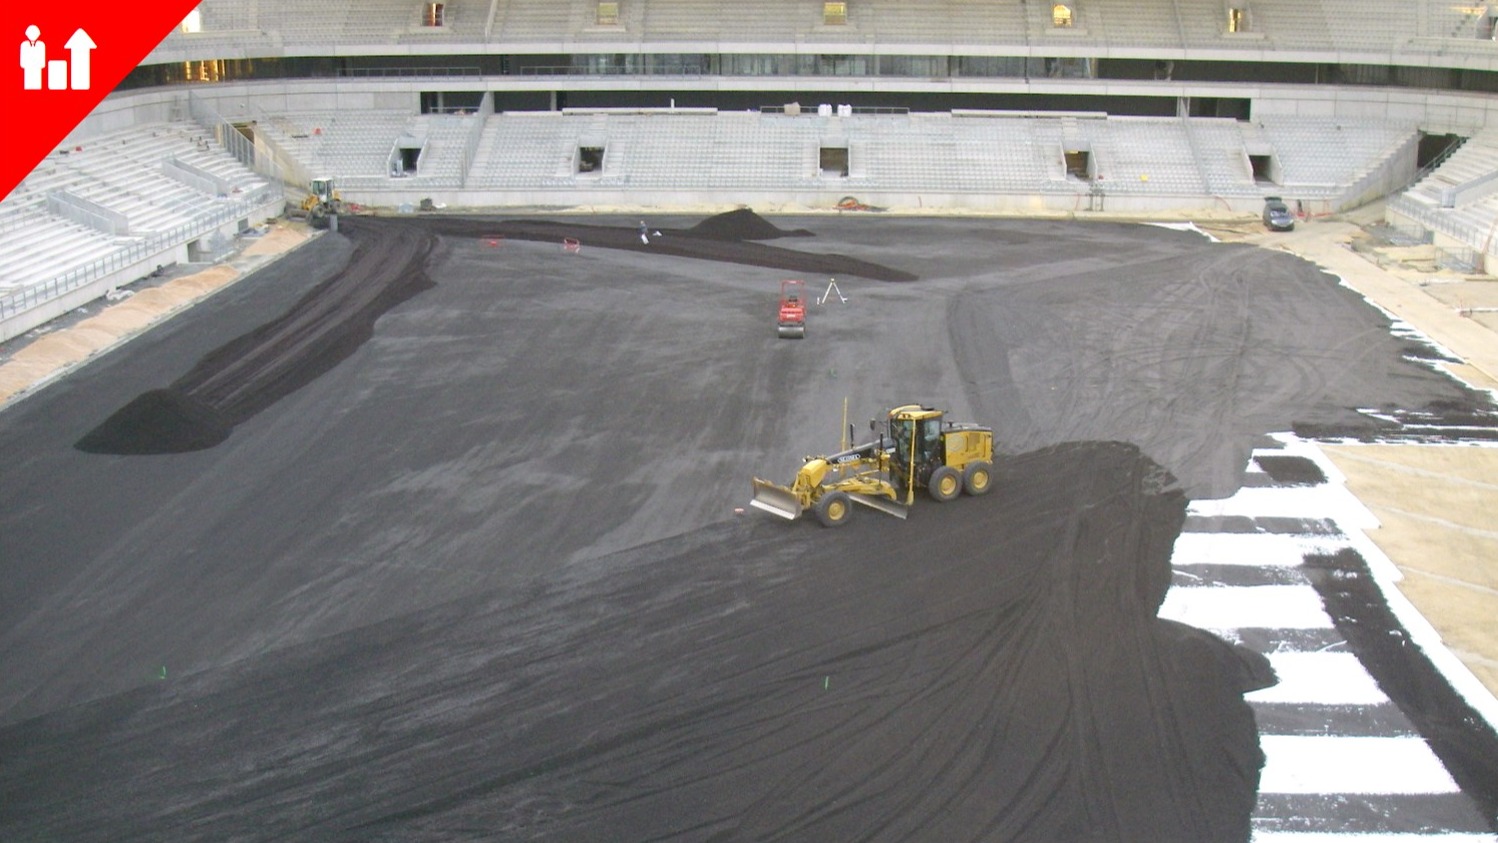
750,478,803,520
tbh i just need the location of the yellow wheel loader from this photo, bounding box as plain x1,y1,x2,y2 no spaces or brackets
750,404,994,527
292,177,344,228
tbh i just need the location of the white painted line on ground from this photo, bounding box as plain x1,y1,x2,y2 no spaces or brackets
1149,221,1220,242
1159,585,1333,631
1171,531,1339,568
1189,433,1378,529
1181,431,1498,736
1187,483,1379,530
1317,469,1498,739
1248,434,1498,738
1259,735,1459,794
1260,433,1353,486
1246,652,1388,706
1252,833,1498,843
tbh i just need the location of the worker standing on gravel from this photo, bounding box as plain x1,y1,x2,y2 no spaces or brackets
639,220,650,245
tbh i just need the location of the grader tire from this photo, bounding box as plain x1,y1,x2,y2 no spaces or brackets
814,491,853,527
929,466,962,502
963,461,994,496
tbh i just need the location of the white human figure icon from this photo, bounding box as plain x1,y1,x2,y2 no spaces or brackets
20,25,45,90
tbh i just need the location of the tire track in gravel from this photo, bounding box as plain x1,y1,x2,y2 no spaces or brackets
5,215,1494,843
951,238,1444,499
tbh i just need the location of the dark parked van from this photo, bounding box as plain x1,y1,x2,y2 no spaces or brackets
1263,196,1295,231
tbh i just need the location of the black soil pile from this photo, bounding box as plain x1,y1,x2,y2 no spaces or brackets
75,389,231,454
686,207,813,240
426,212,918,281
76,218,435,455
0,442,1275,841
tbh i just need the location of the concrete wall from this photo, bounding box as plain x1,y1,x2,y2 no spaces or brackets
83,77,1498,143
60,77,1462,219
0,243,188,344
343,186,1274,217
1248,85,1498,136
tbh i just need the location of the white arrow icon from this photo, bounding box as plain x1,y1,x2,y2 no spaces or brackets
64,28,95,90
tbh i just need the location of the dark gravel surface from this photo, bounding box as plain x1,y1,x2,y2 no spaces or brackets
0,212,1491,841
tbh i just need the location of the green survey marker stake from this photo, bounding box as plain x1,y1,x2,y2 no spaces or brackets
159,666,167,680
824,675,829,690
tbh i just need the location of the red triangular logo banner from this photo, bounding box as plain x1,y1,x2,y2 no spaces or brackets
1,0,201,201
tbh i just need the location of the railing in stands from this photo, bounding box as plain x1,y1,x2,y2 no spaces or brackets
188,90,289,191
520,64,706,77
338,66,483,77
0,185,279,321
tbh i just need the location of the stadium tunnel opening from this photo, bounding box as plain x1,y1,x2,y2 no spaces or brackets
1249,154,1281,185
1065,148,1092,180
577,145,605,174
819,146,849,177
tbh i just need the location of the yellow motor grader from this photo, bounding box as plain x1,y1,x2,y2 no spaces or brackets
750,404,994,527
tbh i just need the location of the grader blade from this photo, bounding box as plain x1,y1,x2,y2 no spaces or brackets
750,478,803,520
847,492,909,519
